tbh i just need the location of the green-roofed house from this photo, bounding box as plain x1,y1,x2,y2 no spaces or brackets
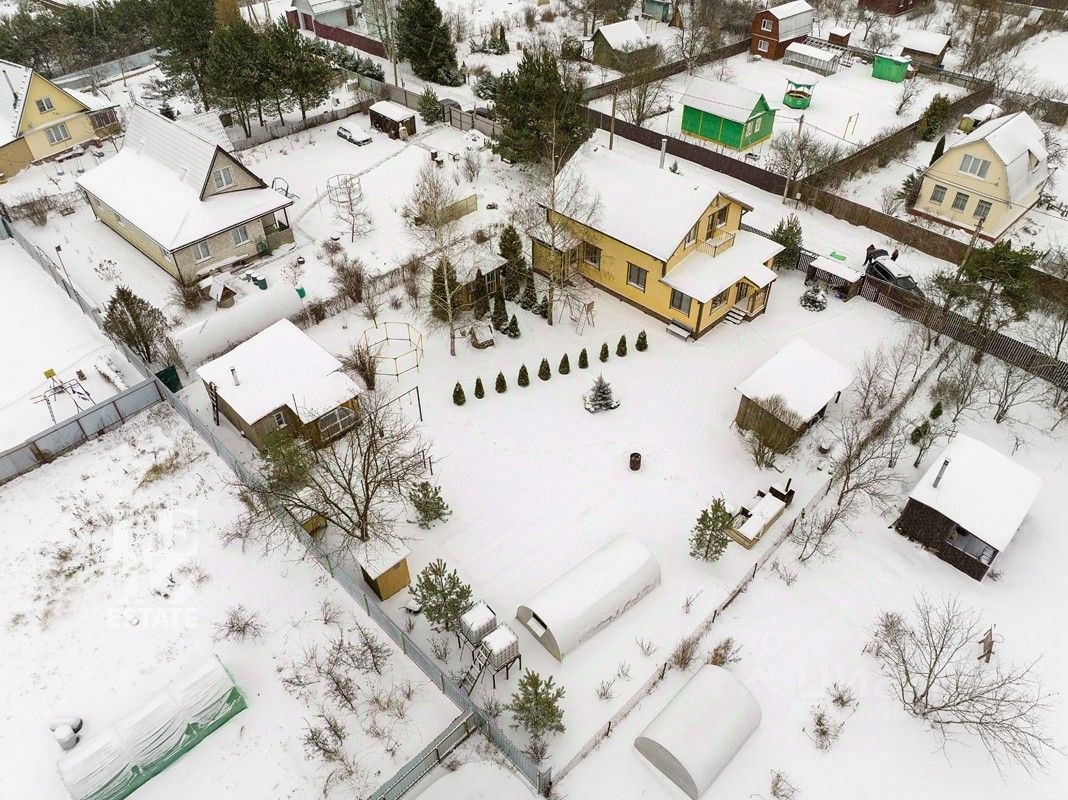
681,82,775,151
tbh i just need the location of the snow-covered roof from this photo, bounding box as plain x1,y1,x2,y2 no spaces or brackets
482,624,518,657
784,42,839,63
828,26,852,37
77,106,289,250
595,19,650,51
736,340,853,424
898,29,950,56
176,111,234,152
810,255,862,283
64,86,118,113
356,539,412,579
0,59,33,145
369,100,415,122
660,230,781,303
461,600,496,633
197,319,361,424
554,144,721,261
635,665,761,799
944,112,1048,203
765,0,813,40
767,0,812,19
966,103,1002,124
909,434,1042,551
738,492,786,540
516,534,661,661
682,80,767,124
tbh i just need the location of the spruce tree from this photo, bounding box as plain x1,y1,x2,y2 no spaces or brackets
495,371,507,393
430,263,448,321
418,85,443,125
453,381,466,405
102,285,168,365
689,498,732,563
578,347,589,369
506,670,565,741
536,295,549,319
584,374,619,412
471,270,489,319
408,481,452,528
770,214,803,270
520,273,537,310
491,282,508,330
411,559,473,631
396,0,462,85
474,377,485,398
538,358,551,381
930,135,946,165
635,330,648,352
931,401,943,419
505,314,521,339
499,224,524,300
152,0,214,108
518,364,530,386
559,353,570,375
599,342,609,362
616,335,627,357
498,24,509,53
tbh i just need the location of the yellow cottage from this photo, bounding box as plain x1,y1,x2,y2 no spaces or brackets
532,144,784,339
0,59,121,180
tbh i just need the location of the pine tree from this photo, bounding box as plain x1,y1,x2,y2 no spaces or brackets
538,358,551,381
635,330,648,352
453,381,466,405
396,0,462,85
408,481,452,528
518,364,530,386
499,224,525,300
491,282,508,331
520,273,537,310
578,348,589,369
930,135,946,165
505,314,521,339
559,353,570,375
160,99,178,120
411,559,473,631
584,374,619,412
506,670,565,741
474,377,485,398
204,19,262,136
599,343,609,362
267,23,335,121
495,371,507,393
152,0,214,108
769,214,803,270
102,285,168,365
616,335,627,357
689,498,732,563
919,93,952,141
418,85,443,125
498,24,509,53
471,270,489,319
536,295,549,319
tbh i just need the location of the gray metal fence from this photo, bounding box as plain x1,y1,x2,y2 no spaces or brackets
53,48,160,91
368,712,477,800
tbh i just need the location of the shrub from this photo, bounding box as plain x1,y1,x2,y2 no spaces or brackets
616,335,627,357
930,401,943,419
169,281,205,311
505,314,521,338
635,330,648,351
409,481,452,528
538,358,551,381
474,377,485,398
518,364,529,386
453,382,466,405
599,343,609,362
536,295,549,319
559,354,570,374
495,372,507,393
799,286,826,311
578,348,589,368
919,93,952,141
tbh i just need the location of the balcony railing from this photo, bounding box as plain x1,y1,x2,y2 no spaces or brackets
698,229,735,258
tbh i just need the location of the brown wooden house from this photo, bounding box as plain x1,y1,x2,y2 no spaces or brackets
898,30,950,67
750,0,814,60
895,435,1042,581
369,101,416,139
197,319,363,450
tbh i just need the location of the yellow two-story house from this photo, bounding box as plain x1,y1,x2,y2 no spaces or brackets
911,111,1048,241
0,59,121,180
531,144,783,339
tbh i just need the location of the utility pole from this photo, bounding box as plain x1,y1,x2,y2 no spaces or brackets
609,91,617,150
782,113,804,205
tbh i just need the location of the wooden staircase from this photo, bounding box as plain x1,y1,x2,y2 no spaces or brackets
725,306,747,324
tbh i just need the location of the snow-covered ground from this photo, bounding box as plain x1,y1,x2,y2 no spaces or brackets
0,404,457,800
0,239,136,450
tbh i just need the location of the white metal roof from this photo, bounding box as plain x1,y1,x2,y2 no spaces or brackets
682,80,766,124
909,434,1042,551
197,319,361,424
595,19,649,51
785,42,839,63
810,255,862,282
554,144,720,261
898,29,950,56
370,100,415,122
767,0,812,19
943,111,1048,204
635,665,761,799
0,59,33,145
176,111,235,152
736,340,853,424
767,0,813,40
516,534,661,660
660,231,781,303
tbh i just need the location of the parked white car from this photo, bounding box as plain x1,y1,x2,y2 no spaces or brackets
337,124,372,146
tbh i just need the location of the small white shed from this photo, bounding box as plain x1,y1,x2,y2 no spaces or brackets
516,535,660,661
635,665,761,799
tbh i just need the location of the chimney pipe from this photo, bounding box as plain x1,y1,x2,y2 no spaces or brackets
230,367,240,386
933,458,950,488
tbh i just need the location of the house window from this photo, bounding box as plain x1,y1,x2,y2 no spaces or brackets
627,262,647,291
757,40,769,53
959,154,990,178
194,241,212,262
583,241,602,267
318,406,356,441
684,222,698,247
974,200,992,219
760,18,772,31
710,288,729,307
669,289,692,315
951,191,969,212
231,224,250,246
36,96,54,113
930,184,947,204
714,206,729,229
1028,151,1041,170
212,166,235,189
736,282,750,300
44,123,70,145
273,411,287,428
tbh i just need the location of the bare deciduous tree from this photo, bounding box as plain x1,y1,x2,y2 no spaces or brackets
616,46,670,127
930,348,988,424
767,127,842,184
869,594,1056,773
332,176,374,242
895,77,924,115
673,0,725,73
827,412,899,510
984,361,1048,425
791,503,853,563
740,394,803,469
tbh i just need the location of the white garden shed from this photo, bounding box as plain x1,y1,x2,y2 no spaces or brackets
516,535,660,661
634,665,761,799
